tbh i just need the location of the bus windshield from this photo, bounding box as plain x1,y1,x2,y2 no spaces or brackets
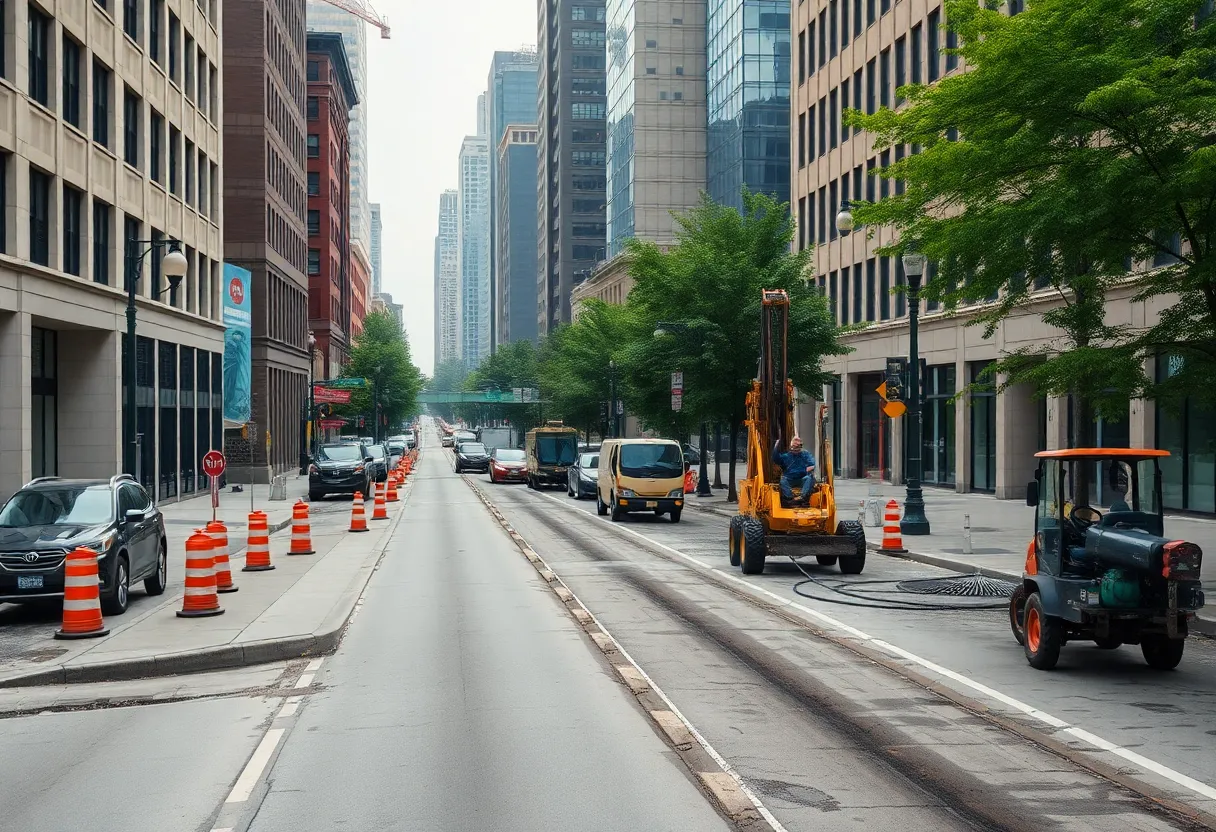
536,435,578,466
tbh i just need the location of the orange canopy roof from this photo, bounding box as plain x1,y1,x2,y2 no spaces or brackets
1034,448,1170,460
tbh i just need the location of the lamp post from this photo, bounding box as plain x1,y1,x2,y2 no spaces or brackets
608,359,617,439
654,321,712,498
899,248,931,535
124,239,189,478
372,363,383,444
299,333,316,474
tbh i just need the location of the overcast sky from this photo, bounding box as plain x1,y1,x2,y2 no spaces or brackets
364,0,536,376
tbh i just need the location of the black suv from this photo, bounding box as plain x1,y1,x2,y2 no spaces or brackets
454,441,490,474
309,443,373,500
0,475,168,615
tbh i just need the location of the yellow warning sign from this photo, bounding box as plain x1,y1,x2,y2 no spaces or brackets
882,400,907,418
876,382,888,401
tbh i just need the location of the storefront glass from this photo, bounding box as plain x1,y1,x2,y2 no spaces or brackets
31,328,57,478
969,361,996,492
1156,354,1216,512
922,364,955,485
858,373,889,479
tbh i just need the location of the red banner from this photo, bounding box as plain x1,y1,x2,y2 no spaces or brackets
314,386,351,404
319,418,348,429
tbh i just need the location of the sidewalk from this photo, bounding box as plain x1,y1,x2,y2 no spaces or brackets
0,472,415,687
687,466,1216,634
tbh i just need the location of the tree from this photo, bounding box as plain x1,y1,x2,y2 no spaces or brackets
463,340,540,427
621,190,845,501
426,359,469,422
340,310,423,434
847,0,1216,440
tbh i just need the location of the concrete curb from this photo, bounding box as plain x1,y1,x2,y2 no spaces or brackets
0,485,413,689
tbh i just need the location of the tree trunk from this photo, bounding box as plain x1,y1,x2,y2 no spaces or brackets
727,418,740,503
713,422,724,488
1071,391,1096,507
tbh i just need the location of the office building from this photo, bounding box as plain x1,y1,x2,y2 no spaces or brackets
306,2,370,252
0,0,225,501
375,291,405,331
434,190,460,364
224,0,309,482
370,202,382,295
485,50,538,346
458,134,491,368
538,0,609,335
351,245,371,342
305,32,356,384
706,0,791,211
497,126,540,345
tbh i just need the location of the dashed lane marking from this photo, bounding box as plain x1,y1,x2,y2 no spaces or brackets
224,728,285,803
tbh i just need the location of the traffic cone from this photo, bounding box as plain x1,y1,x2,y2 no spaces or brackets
243,511,275,571
386,473,400,503
372,480,389,520
207,521,238,593
54,546,109,639
349,491,369,532
178,529,225,617
881,500,907,553
288,500,315,555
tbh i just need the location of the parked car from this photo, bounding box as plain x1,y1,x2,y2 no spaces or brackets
567,451,600,499
454,441,491,474
309,443,373,500
441,434,455,448
682,444,701,466
385,441,406,468
404,430,417,449
0,475,168,615
489,448,528,483
365,445,390,482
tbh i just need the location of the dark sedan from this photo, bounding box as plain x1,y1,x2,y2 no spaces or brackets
309,443,373,500
489,448,528,483
0,475,168,615
454,441,490,474
567,452,599,499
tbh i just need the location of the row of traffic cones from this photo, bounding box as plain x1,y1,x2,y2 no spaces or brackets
55,499,323,637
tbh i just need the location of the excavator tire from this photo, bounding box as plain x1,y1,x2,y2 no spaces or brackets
728,516,743,567
835,521,867,575
740,517,767,575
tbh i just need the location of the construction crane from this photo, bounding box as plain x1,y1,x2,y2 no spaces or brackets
317,0,391,38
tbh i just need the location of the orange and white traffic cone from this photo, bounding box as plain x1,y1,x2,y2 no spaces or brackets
207,520,238,593
178,529,225,617
386,473,400,503
288,500,315,555
349,491,369,532
371,480,389,520
54,546,109,640
243,511,275,571
881,500,907,553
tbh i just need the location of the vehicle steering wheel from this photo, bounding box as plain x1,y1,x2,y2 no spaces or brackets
1069,505,1102,533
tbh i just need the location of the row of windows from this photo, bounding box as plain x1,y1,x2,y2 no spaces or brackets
267,202,306,275
797,154,909,250
266,269,307,350
267,140,305,222
570,5,605,22
265,8,305,111
266,74,305,172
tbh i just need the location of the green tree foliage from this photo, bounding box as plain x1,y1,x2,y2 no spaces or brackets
462,340,541,427
848,0,1216,437
621,189,845,499
424,359,469,421
340,310,423,432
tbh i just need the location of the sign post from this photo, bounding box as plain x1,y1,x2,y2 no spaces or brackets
671,371,683,412
202,450,226,522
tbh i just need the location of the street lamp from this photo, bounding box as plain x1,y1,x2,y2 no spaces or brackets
372,364,383,443
299,333,317,474
900,247,931,535
608,359,617,439
124,239,188,478
836,201,856,237
653,321,712,498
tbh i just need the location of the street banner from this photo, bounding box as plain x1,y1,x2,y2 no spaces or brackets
221,263,252,424
313,386,352,404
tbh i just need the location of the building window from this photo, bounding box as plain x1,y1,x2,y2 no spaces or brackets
306,60,319,81
798,30,805,83
798,112,806,167
818,97,826,157
881,0,891,13
93,200,110,284
571,102,605,120
28,4,50,107
829,0,838,58
880,48,891,108
866,58,876,113
0,155,6,253
308,171,320,195
572,29,605,47
29,168,50,266
645,38,657,48
124,216,141,297
829,89,838,149
150,0,162,64
911,24,923,85
895,36,907,105
866,0,875,26
31,327,57,478
877,257,889,319
169,126,179,194
840,78,850,141
308,248,320,274
928,9,941,82
923,365,957,485
197,50,207,116
946,24,959,71
307,134,319,157
807,21,815,77
198,149,207,215
818,10,827,66
185,139,194,204
853,0,862,37
93,61,111,147
307,96,318,120
124,88,140,168
63,186,82,275
307,209,319,235
62,35,81,127
123,0,138,41
969,361,997,492
865,258,877,321
866,158,876,202
168,11,179,82
150,111,163,182
840,0,849,49
184,34,194,99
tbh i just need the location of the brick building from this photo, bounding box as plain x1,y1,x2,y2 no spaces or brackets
222,0,310,482
305,32,356,380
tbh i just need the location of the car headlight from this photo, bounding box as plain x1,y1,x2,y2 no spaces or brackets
619,489,637,497
308,464,319,475
354,464,365,473
92,532,117,556
668,489,684,497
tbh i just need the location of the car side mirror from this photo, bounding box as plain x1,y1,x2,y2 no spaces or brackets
1026,481,1039,507
364,456,374,464
125,508,146,523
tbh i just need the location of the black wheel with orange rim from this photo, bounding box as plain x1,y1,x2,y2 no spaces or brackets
1023,592,1062,670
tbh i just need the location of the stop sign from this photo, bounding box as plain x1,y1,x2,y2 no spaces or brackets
201,450,226,478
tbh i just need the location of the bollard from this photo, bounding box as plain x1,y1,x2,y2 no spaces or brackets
963,514,972,555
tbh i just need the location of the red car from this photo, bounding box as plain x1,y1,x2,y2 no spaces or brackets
489,448,528,483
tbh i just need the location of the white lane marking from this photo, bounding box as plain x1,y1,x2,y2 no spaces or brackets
211,828,233,832
225,728,286,803
528,489,1216,805
277,697,301,719
295,673,315,689
305,658,324,672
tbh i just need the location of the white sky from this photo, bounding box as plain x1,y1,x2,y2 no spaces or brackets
365,0,536,376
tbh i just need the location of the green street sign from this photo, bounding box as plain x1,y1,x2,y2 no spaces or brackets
317,377,368,389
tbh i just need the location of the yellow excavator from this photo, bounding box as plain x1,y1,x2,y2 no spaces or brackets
728,289,867,575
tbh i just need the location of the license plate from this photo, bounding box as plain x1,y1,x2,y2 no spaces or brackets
646,501,658,508
17,575,43,590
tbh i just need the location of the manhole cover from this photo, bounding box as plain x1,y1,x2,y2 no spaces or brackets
896,575,1018,597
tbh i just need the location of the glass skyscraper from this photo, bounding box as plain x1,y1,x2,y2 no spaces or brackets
606,0,636,257
706,0,792,211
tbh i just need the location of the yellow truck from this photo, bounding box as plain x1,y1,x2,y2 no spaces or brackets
524,422,579,490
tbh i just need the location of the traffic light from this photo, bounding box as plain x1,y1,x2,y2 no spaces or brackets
884,358,907,403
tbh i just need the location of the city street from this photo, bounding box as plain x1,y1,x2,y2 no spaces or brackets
0,423,1212,831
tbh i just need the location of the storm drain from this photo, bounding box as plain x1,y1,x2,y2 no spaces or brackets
895,575,1018,598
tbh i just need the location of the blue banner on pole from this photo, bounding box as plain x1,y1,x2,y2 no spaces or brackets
222,263,252,424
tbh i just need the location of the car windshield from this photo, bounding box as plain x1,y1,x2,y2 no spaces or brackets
537,435,578,465
368,445,386,458
580,453,599,468
460,443,487,455
0,486,114,527
495,449,525,462
619,444,683,478
387,443,405,453
318,445,362,462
